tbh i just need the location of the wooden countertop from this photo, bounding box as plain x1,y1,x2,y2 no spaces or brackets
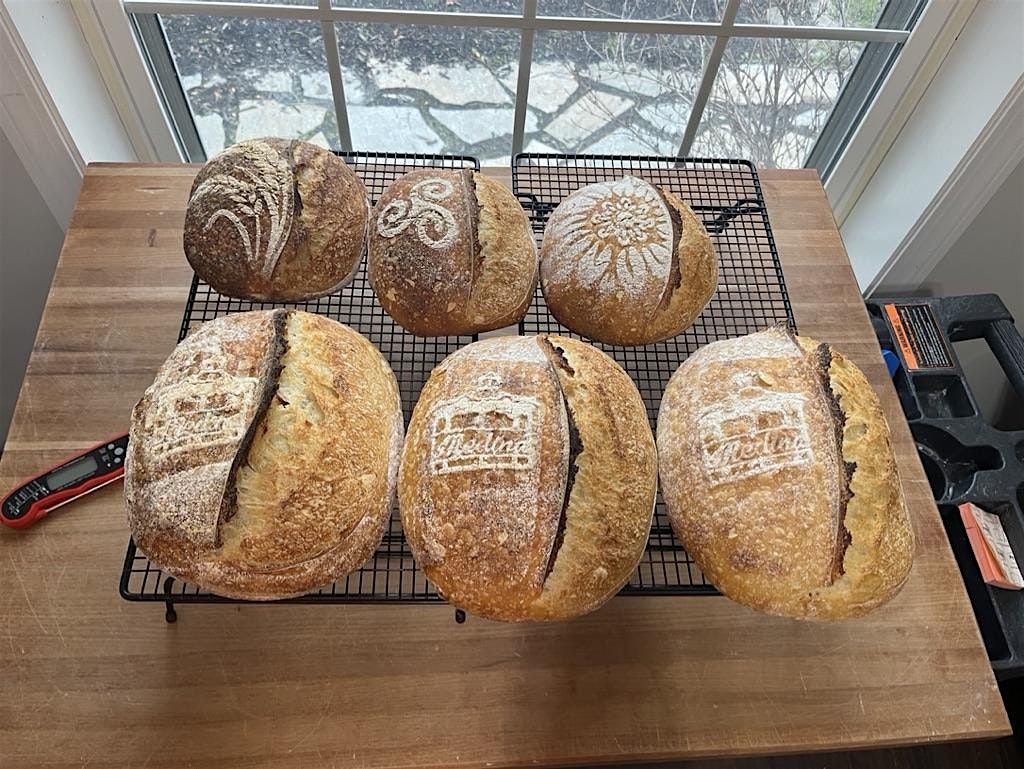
0,164,1008,769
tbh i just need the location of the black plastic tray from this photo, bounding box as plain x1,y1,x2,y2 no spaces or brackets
867,293,1024,678
121,151,796,621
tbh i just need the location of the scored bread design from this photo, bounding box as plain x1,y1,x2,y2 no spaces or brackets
656,327,914,619
399,335,657,621
368,169,537,336
539,175,717,345
184,138,369,301
125,310,403,600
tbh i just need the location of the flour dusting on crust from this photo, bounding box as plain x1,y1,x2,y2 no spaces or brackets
376,175,459,249
543,176,673,298
430,373,541,475
697,369,813,486
190,140,294,279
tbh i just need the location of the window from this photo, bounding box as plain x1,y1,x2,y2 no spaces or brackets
126,0,923,175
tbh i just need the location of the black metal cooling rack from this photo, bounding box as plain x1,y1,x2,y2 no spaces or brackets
121,150,794,622
513,152,796,596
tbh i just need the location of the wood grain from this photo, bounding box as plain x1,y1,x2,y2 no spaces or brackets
0,164,1009,769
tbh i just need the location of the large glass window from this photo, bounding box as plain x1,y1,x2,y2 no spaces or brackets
130,0,923,174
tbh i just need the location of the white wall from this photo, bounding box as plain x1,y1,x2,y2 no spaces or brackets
4,0,135,165
842,0,1024,292
0,126,65,448
918,158,1024,428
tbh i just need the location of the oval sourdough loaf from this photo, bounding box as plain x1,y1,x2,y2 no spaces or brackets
184,138,369,301
399,335,657,621
656,327,914,619
539,175,717,345
124,309,403,600
368,168,537,336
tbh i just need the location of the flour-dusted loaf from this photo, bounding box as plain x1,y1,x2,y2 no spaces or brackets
184,138,369,301
656,327,914,619
368,169,537,336
399,335,657,621
539,175,717,345
125,310,403,600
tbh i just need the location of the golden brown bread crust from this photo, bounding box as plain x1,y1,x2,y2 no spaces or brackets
399,336,569,619
125,310,282,569
539,176,716,346
184,138,368,302
368,169,536,336
467,173,538,330
399,335,656,621
125,310,402,600
532,336,658,619
655,327,914,619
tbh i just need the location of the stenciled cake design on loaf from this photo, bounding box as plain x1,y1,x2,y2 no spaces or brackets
696,369,813,486
544,175,673,297
190,140,294,280
429,373,540,475
376,175,459,249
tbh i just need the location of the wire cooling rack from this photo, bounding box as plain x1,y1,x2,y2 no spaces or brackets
121,151,794,621
513,152,795,606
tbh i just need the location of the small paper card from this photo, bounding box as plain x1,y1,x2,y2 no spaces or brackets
960,502,1024,590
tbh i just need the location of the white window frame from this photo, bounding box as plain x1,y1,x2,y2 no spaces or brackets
86,0,922,164
76,0,993,296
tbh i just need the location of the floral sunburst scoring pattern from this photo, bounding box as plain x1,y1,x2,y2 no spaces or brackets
191,141,294,280
546,176,673,299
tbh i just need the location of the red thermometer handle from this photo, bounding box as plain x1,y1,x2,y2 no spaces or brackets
1,433,128,529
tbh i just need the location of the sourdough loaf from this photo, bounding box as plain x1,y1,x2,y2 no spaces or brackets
368,169,537,336
656,327,914,619
399,335,656,621
125,310,403,600
184,138,369,301
539,175,716,345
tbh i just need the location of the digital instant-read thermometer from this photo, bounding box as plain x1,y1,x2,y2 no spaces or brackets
1,434,128,529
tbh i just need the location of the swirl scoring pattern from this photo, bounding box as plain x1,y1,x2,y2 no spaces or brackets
376,176,459,249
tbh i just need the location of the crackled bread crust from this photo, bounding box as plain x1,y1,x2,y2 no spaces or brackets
184,138,369,301
539,176,717,346
367,169,537,336
125,310,403,600
398,335,656,621
656,327,914,620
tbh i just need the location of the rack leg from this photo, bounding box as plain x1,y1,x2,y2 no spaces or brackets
163,577,178,624
454,609,466,624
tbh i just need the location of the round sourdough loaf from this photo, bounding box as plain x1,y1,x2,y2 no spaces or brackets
399,335,657,621
656,327,914,619
368,168,537,336
184,138,368,301
539,175,716,345
124,309,403,600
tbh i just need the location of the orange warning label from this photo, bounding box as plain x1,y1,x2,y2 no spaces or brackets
885,304,918,369
883,303,954,370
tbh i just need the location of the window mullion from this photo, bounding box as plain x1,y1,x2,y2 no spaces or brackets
132,12,205,161
511,0,537,156
677,0,739,157
319,0,352,151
